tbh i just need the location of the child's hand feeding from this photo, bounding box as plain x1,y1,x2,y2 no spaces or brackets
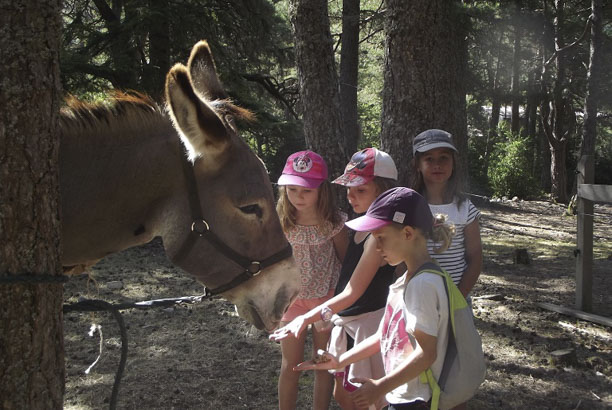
268,315,308,341
293,349,340,371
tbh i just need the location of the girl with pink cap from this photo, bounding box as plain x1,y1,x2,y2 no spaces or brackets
275,150,349,410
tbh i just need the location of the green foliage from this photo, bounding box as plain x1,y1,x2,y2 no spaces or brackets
61,0,303,179
466,96,491,195
487,125,540,199
59,0,612,191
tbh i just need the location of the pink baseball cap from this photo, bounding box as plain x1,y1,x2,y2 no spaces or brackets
345,187,434,233
332,148,398,187
277,150,328,188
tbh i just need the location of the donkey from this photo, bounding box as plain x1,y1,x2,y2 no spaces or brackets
59,41,299,331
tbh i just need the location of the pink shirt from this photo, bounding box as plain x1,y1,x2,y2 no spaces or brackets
285,212,346,299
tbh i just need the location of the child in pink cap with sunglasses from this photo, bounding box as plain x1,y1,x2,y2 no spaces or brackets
275,150,349,410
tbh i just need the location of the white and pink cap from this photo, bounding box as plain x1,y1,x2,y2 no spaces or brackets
332,148,397,187
277,150,328,188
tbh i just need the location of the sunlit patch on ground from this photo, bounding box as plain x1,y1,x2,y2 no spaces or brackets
63,202,612,409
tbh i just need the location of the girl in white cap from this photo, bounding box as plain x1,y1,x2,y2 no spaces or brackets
275,150,349,410
271,148,399,410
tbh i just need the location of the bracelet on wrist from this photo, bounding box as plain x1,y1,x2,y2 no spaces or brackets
320,306,333,322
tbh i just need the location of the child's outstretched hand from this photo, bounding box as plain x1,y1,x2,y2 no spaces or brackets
349,377,383,409
293,349,340,371
268,315,307,341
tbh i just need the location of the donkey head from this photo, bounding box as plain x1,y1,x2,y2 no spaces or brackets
163,41,299,331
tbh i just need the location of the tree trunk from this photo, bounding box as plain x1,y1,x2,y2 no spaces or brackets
511,0,523,134
538,116,551,190
339,0,360,156
549,138,568,201
540,0,571,203
380,0,468,187
488,30,504,144
526,70,539,140
144,0,170,101
289,0,347,183
489,80,502,141
582,0,602,158
92,0,140,89
0,0,64,408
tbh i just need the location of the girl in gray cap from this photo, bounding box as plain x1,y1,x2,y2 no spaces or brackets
411,129,482,300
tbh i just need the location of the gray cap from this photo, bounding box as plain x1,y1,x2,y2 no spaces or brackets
412,129,457,155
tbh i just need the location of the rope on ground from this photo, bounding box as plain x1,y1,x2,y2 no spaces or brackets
63,293,213,410
3,272,215,409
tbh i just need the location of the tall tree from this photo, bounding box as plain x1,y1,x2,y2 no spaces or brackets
142,0,170,100
380,0,468,186
540,0,591,203
289,0,347,181
339,0,361,156
581,0,603,158
511,0,523,134
488,30,504,144
91,0,141,90
0,0,64,408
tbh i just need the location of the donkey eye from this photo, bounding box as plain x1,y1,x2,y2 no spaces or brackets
239,204,262,218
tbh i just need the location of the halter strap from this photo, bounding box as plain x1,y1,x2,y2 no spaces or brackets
172,153,292,295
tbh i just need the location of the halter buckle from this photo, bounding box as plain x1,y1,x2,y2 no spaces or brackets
191,219,210,235
247,261,261,276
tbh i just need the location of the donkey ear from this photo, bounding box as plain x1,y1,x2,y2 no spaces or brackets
165,63,229,161
187,40,228,101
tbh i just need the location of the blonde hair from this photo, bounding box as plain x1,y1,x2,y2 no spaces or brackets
429,213,456,254
388,213,455,254
276,180,342,234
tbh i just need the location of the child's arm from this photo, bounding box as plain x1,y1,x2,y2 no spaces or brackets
269,235,384,340
458,218,482,297
332,226,349,263
293,333,381,372
350,330,438,408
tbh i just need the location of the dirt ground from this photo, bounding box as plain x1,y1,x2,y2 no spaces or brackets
62,200,612,410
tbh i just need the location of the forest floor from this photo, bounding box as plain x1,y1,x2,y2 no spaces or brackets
62,200,612,410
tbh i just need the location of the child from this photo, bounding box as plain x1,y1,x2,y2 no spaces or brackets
271,148,398,410
411,129,483,298
275,150,349,410
294,187,456,409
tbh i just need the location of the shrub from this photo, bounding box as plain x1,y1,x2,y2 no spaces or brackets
488,128,540,199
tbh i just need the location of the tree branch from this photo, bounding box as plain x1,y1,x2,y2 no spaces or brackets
91,0,118,23
544,15,593,68
242,73,299,119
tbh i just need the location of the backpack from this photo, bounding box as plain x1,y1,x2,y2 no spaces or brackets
415,268,486,410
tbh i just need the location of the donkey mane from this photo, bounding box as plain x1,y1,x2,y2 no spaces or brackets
59,91,167,141
60,91,254,141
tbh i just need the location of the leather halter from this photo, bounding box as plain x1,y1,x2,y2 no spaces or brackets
172,153,293,296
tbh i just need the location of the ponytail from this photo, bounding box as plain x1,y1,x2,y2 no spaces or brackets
429,214,456,254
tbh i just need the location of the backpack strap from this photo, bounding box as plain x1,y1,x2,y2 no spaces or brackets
417,269,467,336
423,369,441,410
412,267,460,410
